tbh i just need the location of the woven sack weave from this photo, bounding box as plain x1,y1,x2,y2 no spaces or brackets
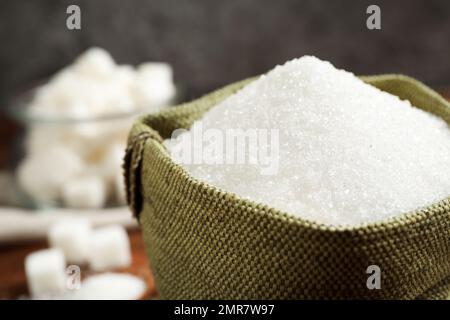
125,74,450,299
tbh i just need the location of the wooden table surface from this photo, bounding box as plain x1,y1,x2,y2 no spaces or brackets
0,86,449,300
0,228,157,299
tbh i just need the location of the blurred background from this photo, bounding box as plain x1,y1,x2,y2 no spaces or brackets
1,0,450,103
0,0,449,299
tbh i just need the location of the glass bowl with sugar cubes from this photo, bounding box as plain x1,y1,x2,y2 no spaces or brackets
8,47,177,209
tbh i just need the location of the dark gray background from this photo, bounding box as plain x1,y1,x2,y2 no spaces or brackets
1,0,450,105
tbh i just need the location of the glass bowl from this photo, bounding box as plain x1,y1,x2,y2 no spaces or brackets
5,86,176,210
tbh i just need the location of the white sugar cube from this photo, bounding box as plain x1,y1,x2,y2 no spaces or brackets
25,248,67,297
63,122,107,160
106,89,135,113
132,79,176,109
25,126,65,155
137,62,173,83
70,273,146,300
89,225,131,271
100,143,126,180
133,62,176,108
73,47,116,78
48,218,92,264
62,175,106,209
114,65,136,88
17,145,83,205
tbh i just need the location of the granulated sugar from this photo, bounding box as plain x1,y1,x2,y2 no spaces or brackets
166,56,450,226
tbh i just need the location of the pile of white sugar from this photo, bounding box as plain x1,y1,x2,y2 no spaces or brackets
166,56,450,226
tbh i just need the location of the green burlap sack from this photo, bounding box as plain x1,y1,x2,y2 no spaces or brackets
125,74,450,300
